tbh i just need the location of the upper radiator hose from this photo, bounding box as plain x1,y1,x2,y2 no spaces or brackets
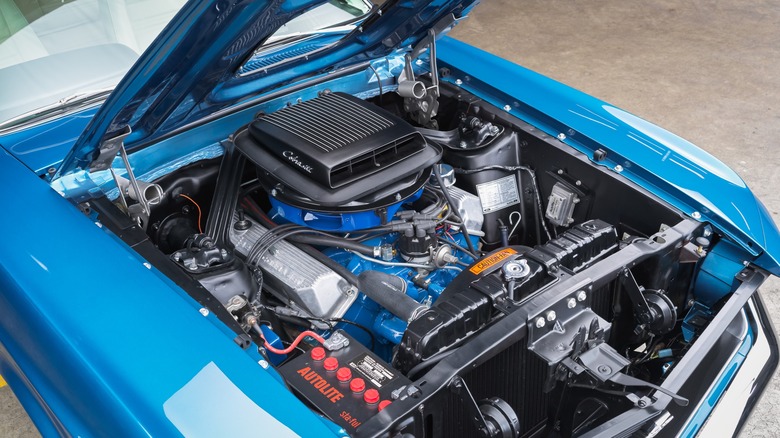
357,271,427,322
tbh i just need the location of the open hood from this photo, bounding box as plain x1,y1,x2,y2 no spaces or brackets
56,0,478,177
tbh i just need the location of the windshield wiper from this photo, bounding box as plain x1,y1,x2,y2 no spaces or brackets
0,87,114,132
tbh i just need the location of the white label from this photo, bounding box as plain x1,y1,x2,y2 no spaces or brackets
475,175,520,213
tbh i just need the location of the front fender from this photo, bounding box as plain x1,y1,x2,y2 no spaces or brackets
0,148,339,436
438,36,780,275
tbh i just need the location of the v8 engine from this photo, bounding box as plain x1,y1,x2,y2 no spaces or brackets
134,80,726,438
233,91,482,359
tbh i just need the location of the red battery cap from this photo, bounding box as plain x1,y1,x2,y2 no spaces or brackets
364,389,380,404
378,400,392,411
336,367,352,382
323,357,339,371
350,378,366,393
310,347,326,361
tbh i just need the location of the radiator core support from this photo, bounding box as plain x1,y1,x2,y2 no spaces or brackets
354,220,700,438
396,219,619,374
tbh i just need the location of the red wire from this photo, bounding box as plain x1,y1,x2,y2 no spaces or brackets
242,197,276,227
239,197,328,355
242,199,324,355
179,194,203,233
258,328,326,355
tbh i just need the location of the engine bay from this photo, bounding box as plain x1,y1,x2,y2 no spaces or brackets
91,54,748,437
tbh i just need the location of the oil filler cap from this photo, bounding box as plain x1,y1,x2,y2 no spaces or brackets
364,389,380,404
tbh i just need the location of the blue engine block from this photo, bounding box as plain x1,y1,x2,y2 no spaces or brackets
268,189,424,232
323,231,476,361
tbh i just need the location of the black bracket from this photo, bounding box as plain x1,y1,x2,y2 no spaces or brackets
619,268,677,335
562,342,689,408
620,269,654,325
450,377,498,438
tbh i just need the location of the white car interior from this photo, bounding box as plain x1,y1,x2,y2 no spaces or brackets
0,0,185,124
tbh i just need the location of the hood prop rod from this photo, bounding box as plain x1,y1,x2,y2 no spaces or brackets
103,126,162,229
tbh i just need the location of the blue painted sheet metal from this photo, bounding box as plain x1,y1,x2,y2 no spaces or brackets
0,149,340,436
7,17,777,276
5,53,403,181
694,239,749,307
57,0,478,176
50,57,401,202
0,105,100,175
435,37,780,275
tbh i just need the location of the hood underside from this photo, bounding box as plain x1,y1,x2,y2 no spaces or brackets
55,0,478,177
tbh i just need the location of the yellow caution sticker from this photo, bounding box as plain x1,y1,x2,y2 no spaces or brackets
0,375,6,388
469,248,517,275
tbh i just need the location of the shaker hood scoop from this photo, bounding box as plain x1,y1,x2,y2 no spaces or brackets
55,0,479,177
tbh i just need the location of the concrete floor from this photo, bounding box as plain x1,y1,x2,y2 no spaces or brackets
1,0,779,436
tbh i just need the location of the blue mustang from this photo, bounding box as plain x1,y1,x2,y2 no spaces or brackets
0,1,776,437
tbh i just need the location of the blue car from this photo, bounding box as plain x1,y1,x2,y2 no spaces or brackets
0,1,777,437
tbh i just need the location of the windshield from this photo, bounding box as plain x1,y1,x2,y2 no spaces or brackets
0,0,187,127
0,0,373,129
238,0,374,75
267,0,373,43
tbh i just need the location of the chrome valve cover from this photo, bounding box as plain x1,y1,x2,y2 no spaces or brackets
229,215,356,319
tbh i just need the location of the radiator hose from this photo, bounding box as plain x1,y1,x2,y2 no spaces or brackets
357,271,427,322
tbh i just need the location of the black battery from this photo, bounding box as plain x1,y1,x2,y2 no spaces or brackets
279,330,412,432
